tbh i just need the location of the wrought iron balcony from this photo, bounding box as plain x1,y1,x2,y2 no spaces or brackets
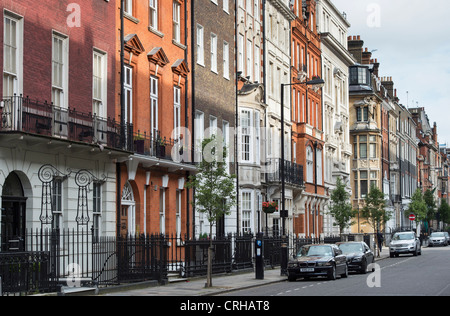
128,129,193,164
0,96,193,164
266,158,304,187
0,95,123,150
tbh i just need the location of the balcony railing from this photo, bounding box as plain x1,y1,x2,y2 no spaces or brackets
0,95,122,149
266,158,304,187
0,95,193,164
128,129,192,163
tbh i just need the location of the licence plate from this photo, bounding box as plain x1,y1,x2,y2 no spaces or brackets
300,268,314,272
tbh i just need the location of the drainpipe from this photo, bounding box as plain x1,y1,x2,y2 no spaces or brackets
184,0,191,240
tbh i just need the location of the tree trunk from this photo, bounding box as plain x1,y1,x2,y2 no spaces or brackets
205,224,213,288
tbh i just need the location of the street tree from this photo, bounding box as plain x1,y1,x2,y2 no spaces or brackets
328,177,356,237
185,135,236,288
361,185,392,257
438,199,450,226
409,189,428,228
424,189,436,231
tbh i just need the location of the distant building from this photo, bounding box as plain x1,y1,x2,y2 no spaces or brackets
347,36,394,233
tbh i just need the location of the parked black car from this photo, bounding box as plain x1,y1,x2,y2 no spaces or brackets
337,241,374,274
287,244,348,281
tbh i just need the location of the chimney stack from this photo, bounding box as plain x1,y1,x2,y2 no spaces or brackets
348,35,364,64
362,47,372,65
381,76,395,99
371,58,380,77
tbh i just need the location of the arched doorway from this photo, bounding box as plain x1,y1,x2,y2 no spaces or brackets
1,172,27,251
121,182,136,236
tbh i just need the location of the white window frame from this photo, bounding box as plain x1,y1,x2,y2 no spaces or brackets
238,34,244,74
223,0,229,13
316,148,323,185
124,0,133,16
174,86,181,140
195,110,205,162
52,32,69,109
209,115,217,137
93,181,102,239
149,0,158,30
210,33,217,73
150,76,159,138
306,146,314,183
223,41,230,80
173,1,181,43
124,65,133,124
254,44,260,83
3,12,24,98
241,109,252,163
196,24,204,66
222,120,230,172
241,190,253,235
93,49,107,118
159,188,166,234
176,189,182,239
246,39,252,81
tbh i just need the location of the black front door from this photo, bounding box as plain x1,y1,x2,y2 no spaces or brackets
1,197,27,251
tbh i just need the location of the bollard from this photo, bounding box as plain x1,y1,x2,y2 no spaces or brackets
255,233,264,280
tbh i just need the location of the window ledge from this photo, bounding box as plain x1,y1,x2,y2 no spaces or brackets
149,27,164,38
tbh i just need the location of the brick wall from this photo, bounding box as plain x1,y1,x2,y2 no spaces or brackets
1,0,116,117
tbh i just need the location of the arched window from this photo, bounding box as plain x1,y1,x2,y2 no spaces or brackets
306,146,313,183
121,182,136,235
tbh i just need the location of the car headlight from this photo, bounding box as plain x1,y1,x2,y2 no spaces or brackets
352,256,362,262
317,261,332,267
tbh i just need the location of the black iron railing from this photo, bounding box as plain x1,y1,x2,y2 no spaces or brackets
0,95,193,163
0,95,123,149
129,129,193,164
266,158,304,186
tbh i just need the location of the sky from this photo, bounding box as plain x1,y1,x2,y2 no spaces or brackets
332,0,450,145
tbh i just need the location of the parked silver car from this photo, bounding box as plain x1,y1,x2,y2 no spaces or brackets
389,232,422,257
428,232,448,247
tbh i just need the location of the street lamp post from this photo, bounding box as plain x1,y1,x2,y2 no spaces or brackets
279,77,324,276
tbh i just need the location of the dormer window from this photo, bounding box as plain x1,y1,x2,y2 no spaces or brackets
349,65,370,86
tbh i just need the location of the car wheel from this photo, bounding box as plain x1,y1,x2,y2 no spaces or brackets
341,264,348,278
361,259,367,274
414,247,418,256
288,273,297,282
328,264,336,281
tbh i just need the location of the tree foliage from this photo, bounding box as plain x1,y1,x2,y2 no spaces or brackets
438,198,450,225
409,189,428,223
328,177,356,235
361,185,392,233
185,135,236,288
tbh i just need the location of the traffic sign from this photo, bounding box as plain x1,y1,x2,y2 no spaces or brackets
409,214,416,221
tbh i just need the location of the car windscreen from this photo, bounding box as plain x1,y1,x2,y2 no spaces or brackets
338,243,363,254
431,232,445,237
297,245,333,257
392,233,414,240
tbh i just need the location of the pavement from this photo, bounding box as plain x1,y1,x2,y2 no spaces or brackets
99,248,391,297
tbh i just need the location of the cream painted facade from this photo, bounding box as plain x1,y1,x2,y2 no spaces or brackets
316,0,355,236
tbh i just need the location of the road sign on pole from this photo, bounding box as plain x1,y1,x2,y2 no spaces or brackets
409,214,416,221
